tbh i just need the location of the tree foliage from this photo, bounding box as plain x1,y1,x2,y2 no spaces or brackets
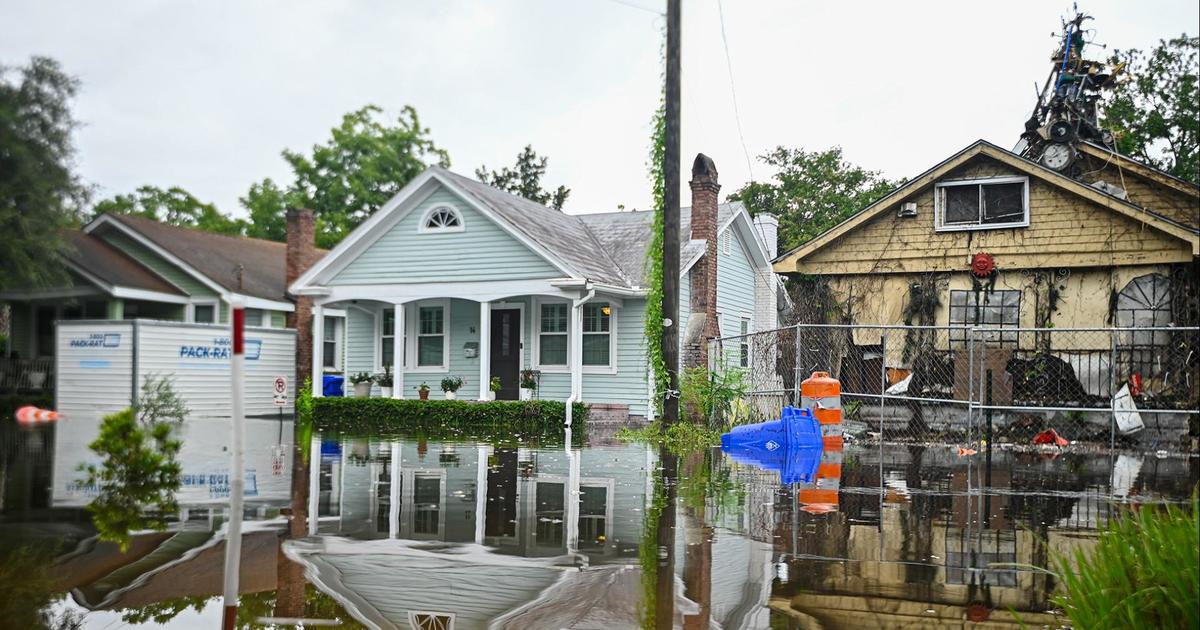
77,376,187,551
0,56,88,292
729,146,898,254
475,145,571,210
1102,35,1199,184
241,105,449,248
93,185,246,235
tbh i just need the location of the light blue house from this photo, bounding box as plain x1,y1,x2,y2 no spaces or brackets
289,154,780,419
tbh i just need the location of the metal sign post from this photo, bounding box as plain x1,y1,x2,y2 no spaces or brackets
222,299,247,630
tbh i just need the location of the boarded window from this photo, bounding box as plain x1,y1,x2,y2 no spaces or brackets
949,290,1020,346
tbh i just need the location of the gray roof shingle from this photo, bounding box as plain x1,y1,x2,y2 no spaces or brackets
64,231,186,296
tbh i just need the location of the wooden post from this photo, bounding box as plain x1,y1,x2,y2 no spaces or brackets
662,0,682,425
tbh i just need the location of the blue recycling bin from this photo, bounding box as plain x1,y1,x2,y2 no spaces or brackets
722,439,823,484
323,374,345,397
720,406,822,451
720,406,824,484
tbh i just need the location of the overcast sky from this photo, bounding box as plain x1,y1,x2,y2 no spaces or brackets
4,0,1197,220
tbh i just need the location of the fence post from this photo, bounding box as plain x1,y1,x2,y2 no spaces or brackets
880,330,887,438
1109,328,1117,451
967,327,974,446
792,325,802,407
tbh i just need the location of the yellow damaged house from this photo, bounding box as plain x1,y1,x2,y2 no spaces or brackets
773,139,1199,404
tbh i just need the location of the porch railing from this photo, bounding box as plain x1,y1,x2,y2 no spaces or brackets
0,357,55,393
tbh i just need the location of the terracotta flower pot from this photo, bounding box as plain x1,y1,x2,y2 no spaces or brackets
418,389,430,400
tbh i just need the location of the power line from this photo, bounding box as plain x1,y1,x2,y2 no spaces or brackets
716,0,754,181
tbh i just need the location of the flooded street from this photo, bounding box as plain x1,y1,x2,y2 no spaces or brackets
2,413,1196,629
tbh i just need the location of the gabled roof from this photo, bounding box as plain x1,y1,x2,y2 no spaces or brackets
63,231,186,297
292,167,772,294
1078,141,1200,202
86,213,326,305
775,139,1200,270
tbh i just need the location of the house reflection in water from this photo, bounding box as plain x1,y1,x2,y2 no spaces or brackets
313,438,639,560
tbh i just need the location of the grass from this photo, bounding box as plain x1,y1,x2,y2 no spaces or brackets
616,421,722,454
1012,493,1198,629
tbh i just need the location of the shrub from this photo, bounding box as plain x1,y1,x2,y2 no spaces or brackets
76,376,186,551
679,366,749,425
1043,495,1198,629
313,398,588,446
440,375,463,393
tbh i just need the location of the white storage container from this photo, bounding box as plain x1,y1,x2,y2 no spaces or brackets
56,319,297,418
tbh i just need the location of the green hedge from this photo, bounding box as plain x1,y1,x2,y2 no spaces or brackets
313,398,588,447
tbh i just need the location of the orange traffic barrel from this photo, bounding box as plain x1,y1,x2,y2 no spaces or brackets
801,371,841,442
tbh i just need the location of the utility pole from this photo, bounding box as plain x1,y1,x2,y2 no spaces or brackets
661,0,681,425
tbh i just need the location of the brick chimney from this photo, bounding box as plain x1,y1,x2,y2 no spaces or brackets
684,154,721,369
285,208,317,389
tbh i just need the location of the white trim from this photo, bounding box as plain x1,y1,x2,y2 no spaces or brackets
478,302,491,401
532,296,617,374
228,293,295,312
187,299,220,324
312,305,324,398
321,314,343,372
110,287,190,304
934,175,1031,232
374,303,410,374
417,205,466,234
407,298,451,372
301,279,582,305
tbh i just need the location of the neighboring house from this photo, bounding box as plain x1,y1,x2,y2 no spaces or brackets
0,213,341,364
289,154,780,417
772,139,1199,395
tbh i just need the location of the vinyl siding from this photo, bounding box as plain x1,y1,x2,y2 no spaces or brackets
716,227,757,337
99,231,219,297
330,188,561,285
678,272,690,357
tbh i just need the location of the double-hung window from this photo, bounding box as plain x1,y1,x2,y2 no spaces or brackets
949,290,1020,347
935,177,1029,231
582,303,612,366
417,305,446,368
323,316,341,370
538,303,569,366
381,308,396,369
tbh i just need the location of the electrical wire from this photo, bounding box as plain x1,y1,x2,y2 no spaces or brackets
597,0,663,16
716,0,754,182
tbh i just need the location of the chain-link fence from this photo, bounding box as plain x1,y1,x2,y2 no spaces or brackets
710,324,1199,450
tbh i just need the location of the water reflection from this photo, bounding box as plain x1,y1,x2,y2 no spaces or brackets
1,411,1196,628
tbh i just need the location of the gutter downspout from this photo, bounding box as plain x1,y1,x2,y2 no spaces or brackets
565,286,595,428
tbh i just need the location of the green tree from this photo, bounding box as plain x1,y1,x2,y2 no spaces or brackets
0,56,89,292
728,146,898,253
1102,35,1199,183
242,105,449,248
475,145,571,210
93,185,246,235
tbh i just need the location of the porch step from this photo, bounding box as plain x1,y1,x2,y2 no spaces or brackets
587,403,630,425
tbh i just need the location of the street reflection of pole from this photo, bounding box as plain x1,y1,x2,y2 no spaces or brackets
682,451,712,630
655,446,679,630
475,444,488,544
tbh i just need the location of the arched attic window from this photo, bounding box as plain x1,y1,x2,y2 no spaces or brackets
419,206,464,233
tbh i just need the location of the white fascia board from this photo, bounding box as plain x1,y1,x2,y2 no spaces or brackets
85,214,231,296
313,279,579,305
293,171,443,291
724,210,771,268
228,293,295,312
110,287,191,304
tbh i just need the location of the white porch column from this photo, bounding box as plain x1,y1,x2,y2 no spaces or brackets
479,301,492,401
312,304,324,398
392,303,405,398
474,445,489,544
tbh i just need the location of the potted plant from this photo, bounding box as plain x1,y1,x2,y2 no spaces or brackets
417,382,430,400
374,367,394,398
441,375,464,400
487,376,503,401
349,372,373,397
519,369,540,401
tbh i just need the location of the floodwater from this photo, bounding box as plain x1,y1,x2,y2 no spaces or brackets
1,412,1196,629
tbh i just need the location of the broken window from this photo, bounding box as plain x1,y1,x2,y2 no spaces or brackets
949,290,1020,347
936,177,1029,229
1115,273,1172,378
